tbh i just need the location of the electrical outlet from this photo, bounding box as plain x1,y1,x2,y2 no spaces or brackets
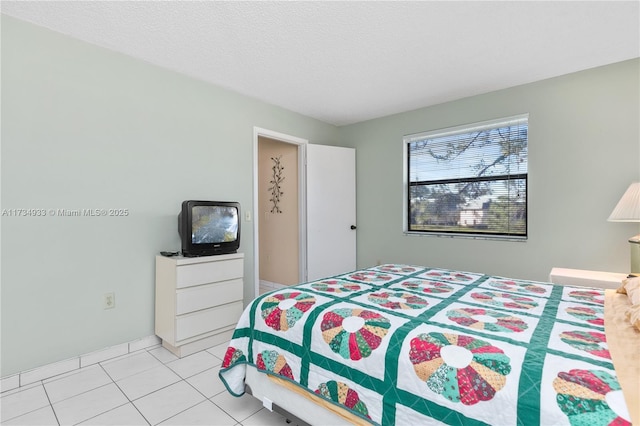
103,292,115,310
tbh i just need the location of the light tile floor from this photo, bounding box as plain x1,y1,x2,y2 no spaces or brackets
1,343,293,425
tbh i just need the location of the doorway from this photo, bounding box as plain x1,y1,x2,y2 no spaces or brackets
253,128,308,297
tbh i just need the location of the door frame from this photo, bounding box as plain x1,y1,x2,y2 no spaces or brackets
253,127,308,298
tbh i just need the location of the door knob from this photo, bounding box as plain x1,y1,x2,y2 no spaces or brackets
350,225,357,230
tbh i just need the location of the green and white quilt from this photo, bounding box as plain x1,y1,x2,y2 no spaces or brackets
219,264,631,425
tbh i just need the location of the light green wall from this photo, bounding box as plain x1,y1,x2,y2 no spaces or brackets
340,59,640,281
0,16,339,376
2,15,639,377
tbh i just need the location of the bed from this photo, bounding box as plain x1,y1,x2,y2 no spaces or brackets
219,264,639,425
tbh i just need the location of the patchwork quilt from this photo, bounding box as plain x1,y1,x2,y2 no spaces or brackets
218,265,631,425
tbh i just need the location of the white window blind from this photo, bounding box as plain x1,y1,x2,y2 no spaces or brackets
405,114,528,239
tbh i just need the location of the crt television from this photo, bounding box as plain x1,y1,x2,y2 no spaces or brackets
178,200,240,257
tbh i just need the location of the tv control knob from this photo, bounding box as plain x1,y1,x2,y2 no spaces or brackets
350,225,357,230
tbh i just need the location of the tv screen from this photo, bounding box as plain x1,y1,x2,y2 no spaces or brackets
191,205,238,244
179,201,240,257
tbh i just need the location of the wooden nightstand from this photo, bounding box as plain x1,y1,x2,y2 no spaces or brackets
549,267,627,289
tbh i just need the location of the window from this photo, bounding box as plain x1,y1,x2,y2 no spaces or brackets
404,114,528,239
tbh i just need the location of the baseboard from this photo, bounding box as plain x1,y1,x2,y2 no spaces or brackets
161,329,234,358
1,335,161,393
259,279,287,290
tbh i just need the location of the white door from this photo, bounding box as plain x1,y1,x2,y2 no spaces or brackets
306,144,356,281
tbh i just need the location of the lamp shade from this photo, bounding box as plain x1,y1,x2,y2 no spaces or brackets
608,182,640,222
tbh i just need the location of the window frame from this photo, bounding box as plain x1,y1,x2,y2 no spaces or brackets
402,114,529,241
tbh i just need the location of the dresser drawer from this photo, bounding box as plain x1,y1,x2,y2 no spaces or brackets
176,279,243,315
175,301,244,341
176,258,243,288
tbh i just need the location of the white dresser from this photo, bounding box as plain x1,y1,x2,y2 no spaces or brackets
155,253,244,357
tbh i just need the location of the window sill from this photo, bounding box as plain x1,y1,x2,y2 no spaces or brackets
403,231,527,242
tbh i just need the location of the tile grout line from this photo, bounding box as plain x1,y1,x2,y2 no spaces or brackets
88,346,221,426
0,381,56,425
6,347,161,425
1,336,162,394
153,351,229,425
91,361,151,426
155,349,246,426
1,344,244,426
55,382,127,426
40,380,61,426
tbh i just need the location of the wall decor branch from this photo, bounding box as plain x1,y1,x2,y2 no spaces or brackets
268,155,285,213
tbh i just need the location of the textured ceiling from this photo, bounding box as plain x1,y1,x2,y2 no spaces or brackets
2,1,639,126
